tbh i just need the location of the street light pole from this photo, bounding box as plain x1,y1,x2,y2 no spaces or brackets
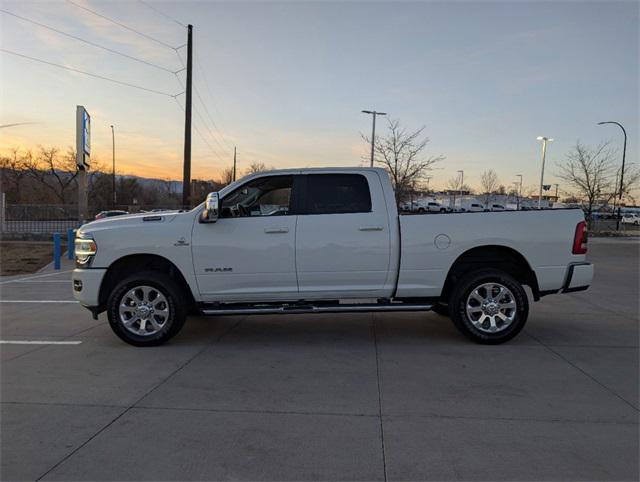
516,174,522,210
536,136,553,209
110,125,116,209
362,110,387,167
553,183,559,202
425,175,432,194
457,169,464,198
597,121,627,230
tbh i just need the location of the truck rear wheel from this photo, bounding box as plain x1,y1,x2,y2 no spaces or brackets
449,269,528,344
107,271,187,347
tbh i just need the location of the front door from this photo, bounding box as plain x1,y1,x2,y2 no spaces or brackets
191,174,299,302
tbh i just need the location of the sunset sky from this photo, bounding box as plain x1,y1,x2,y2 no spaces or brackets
1,0,638,194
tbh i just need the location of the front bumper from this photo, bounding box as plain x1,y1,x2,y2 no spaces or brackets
561,262,593,293
72,268,107,307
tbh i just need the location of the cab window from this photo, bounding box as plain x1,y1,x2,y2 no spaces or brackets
221,175,293,218
304,174,372,215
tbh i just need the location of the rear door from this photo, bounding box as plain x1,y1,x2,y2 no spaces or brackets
295,172,392,298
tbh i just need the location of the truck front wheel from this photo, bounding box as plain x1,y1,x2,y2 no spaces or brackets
449,269,528,344
107,271,187,346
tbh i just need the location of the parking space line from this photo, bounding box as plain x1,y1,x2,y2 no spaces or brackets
0,300,78,303
13,280,71,284
0,269,73,285
0,340,82,345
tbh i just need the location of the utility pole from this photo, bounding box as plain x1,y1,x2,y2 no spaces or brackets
597,121,627,230
425,175,432,194
233,146,237,182
457,170,464,197
536,136,553,209
182,24,193,209
110,125,116,209
553,183,559,202
361,110,386,167
515,174,522,210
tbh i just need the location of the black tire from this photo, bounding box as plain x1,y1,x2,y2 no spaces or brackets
107,271,187,347
449,269,528,344
431,303,450,317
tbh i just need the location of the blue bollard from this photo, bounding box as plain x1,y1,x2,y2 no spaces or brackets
53,233,61,270
67,229,75,259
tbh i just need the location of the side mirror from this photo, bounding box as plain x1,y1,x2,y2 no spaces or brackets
200,192,219,223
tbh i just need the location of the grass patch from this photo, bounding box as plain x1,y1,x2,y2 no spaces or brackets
0,241,62,275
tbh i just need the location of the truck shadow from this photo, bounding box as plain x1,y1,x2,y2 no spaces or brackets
179,311,473,346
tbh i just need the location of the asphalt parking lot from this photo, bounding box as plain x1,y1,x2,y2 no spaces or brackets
1,238,638,481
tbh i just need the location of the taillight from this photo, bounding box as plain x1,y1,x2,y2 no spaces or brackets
572,221,588,254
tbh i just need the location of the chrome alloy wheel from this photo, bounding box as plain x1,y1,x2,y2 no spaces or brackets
118,285,169,336
465,282,517,333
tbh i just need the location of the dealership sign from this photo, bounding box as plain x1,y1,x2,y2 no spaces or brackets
76,105,91,168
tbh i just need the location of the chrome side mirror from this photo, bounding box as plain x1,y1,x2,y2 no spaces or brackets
200,192,219,223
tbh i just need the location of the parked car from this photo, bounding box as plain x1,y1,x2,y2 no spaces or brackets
414,199,447,213
488,204,506,211
94,210,129,220
72,168,592,346
621,213,640,225
456,201,485,212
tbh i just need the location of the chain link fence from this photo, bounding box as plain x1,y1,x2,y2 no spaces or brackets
0,203,181,234
1,204,79,234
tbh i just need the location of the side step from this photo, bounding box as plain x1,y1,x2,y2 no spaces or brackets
200,302,433,316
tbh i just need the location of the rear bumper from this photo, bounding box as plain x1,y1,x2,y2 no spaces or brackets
72,268,106,307
561,262,593,293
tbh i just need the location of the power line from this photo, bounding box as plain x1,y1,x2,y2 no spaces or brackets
66,0,178,50
194,53,234,150
176,49,234,152
173,65,230,156
192,103,230,158
174,97,225,163
1,48,179,97
193,88,231,155
138,0,186,28
0,9,179,74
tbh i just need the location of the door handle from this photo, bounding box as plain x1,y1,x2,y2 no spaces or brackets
359,226,384,231
264,227,289,234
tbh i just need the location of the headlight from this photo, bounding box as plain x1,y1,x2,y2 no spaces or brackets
75,235,97,265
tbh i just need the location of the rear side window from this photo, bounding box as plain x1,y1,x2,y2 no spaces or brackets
304,174,372,215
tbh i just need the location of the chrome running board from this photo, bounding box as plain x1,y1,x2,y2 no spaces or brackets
200,303,433,316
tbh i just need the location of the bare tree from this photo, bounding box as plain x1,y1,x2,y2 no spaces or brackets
557,142,615,226
24,147,79,204
480,169,499,205
610,165,640,206
244,162,272,175
0,148,30,202
219,167,234,186
446,174,472,209
363,118,444,204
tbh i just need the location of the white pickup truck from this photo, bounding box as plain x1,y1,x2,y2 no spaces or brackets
72,168,593,346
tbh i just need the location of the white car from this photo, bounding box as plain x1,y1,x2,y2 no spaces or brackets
414,200,447,213
72,168,593,346
456,201,485,212
621,213,640,225
488,204,506,212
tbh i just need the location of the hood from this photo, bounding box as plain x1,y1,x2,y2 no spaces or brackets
78,211,182,237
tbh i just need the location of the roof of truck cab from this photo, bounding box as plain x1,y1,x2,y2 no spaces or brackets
216,167,389,198
246,167,387,175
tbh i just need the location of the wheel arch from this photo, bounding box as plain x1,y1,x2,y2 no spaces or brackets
98,254,196,311
440,245,540,303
